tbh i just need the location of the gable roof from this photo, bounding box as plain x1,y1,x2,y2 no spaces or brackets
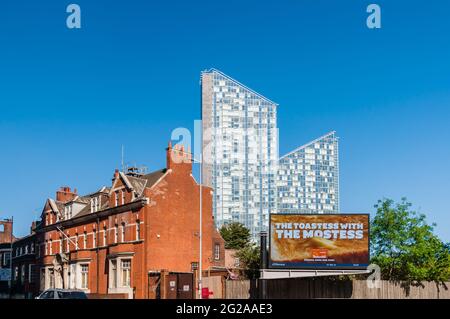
41,198,65,219
126,175,148,195
112,169,168,197
141,169,167,189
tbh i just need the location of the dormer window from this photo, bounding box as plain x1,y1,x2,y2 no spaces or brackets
115,191,119,207
65,205,73,219
121,190,126,205
91,197,100,213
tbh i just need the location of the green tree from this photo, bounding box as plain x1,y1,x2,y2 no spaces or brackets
371,198,450,284
219,222,251,249
219,222,261,279
235,244,261,279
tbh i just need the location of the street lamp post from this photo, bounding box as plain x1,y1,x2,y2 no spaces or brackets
198,142,203,299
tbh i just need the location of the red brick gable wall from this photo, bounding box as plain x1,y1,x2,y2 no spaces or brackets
144,168,215,272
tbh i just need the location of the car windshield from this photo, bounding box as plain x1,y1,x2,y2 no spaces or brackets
58,291,88,299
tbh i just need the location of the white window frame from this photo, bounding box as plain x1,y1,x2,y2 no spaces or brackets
80,264,89,289
115,191,119,207
110,259,117,288
66,236,70,253
83,232,87,249
21,264,25,282
121,223,125,243
121,259,131,287
93,229,97,248
136,221,140,241
28,264,33,283
214,244,220,260
49,268,55,288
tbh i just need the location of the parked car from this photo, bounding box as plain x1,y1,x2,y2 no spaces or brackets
36,289,88,299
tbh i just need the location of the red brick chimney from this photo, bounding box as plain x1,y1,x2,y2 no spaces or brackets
0,220,13,244
30,221,38,234
166,141,192,173
56,186,77,203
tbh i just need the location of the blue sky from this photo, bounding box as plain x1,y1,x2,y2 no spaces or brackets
0,0,449,241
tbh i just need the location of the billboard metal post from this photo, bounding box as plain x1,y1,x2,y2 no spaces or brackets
260,231,268,299
260,231,268,269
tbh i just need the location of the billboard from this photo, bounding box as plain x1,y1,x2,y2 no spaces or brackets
269,214,369,269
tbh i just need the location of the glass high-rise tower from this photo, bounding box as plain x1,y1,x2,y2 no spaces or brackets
201,69,278,239
277,131,339,214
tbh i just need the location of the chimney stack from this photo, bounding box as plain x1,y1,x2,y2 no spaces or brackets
30,221,38,235
56,186,77,203
0,220,13,244
166,141,192,172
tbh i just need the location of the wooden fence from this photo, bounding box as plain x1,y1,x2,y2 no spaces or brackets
225,279,450,299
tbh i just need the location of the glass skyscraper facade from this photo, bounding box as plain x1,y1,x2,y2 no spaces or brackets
201,69,278,239
277,131,339,214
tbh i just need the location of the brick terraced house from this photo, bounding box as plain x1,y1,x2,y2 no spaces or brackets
0,219,15,296
11,221,39,298
34,143,225,299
